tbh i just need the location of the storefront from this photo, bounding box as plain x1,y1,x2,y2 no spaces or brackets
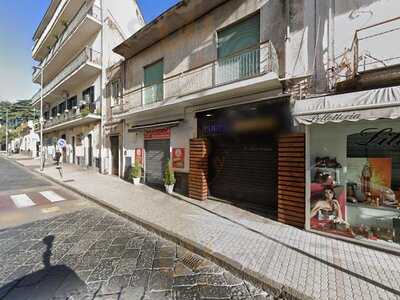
197,99,291,215
127,118,191,193
294,86,400,251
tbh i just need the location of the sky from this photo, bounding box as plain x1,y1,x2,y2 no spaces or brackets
0,0,179,103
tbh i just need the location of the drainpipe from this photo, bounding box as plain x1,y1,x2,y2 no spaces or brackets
99,0,104,173
328,0,335,89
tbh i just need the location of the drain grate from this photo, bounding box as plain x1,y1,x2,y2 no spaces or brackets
181,252,204,271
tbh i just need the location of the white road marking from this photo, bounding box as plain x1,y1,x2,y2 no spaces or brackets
11,194,35,208
40,191,65,203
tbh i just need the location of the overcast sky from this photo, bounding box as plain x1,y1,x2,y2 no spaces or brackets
0,0,179,103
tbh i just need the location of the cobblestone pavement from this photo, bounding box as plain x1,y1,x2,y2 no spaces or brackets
0,208,277,300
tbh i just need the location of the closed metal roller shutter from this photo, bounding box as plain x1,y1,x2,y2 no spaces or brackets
145,140,170,187
208,136,277,210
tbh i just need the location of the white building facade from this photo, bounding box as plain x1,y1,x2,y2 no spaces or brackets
31,0,144,169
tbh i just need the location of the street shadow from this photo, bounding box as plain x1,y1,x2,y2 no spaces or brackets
0,236,88,299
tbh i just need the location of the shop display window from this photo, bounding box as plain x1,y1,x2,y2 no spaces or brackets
309,121,400,249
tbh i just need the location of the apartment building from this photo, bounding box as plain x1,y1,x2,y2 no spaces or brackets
104,0,313,220
31,0,144,169
292,0,400,252
103,0,400,252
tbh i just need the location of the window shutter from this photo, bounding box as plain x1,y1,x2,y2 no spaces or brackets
144,60,164,86
217,14,260,58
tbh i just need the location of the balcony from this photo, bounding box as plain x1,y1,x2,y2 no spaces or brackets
32,47,101,106
114,41,279,116
33,3,101,84
33,0,88,61
334,17,400,91
43,103,100,133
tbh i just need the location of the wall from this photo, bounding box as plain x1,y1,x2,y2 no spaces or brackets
123,0,288,95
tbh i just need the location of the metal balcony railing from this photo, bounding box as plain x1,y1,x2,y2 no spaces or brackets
33,4,101,81
116,41,277,113
32,47,101,104
44,103,98,129
335,16,400,82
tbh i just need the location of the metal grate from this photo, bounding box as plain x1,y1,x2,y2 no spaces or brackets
181,252,204,271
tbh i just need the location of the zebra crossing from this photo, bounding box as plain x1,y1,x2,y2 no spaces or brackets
0,190,70,211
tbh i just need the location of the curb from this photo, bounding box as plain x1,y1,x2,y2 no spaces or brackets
10,158,307,300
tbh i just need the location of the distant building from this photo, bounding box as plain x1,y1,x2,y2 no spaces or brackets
31,0,144,168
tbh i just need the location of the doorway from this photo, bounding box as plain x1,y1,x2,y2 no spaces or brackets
61,134,67,163
72,136,76,164
88,134,93,167
110,135,119,176
144,139,170,187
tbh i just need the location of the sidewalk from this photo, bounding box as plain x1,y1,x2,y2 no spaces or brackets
12,156,400,299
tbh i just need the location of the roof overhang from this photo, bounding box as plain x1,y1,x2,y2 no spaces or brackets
113,0,229,58
293,86,400,125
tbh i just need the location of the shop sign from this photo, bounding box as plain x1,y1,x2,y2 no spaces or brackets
309,112,361,123
172,148,185,169
144,128,170,140
356,128,400,149
135,148,143,165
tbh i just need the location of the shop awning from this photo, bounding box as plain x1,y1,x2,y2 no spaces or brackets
128,119,183,132
293,86,400,125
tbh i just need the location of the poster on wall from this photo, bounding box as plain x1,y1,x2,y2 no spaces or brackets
309,157,352,237
172,148,185,169
135,148,143,165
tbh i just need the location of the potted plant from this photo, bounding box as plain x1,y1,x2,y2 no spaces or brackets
80,106,90,117
131,160,142,185
164,160,176,194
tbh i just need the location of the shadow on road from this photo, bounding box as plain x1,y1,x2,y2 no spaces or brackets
0,235,88,299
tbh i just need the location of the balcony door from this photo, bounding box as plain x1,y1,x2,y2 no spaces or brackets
216,14,260,84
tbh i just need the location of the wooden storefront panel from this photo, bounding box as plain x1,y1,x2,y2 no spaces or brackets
189,139,208,201
277,133,306,228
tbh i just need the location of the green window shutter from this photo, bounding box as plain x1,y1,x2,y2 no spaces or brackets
217,14,260,58
144,60,164,86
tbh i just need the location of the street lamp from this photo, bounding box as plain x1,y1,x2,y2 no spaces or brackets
33,65,44,172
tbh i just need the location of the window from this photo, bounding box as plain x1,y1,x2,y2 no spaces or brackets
58,102,66,114
51,107,57,117
143,60,164,105
110,80,121,106
82,86,95,103
67,96,78,110
43,111,49,120
216,14,260,84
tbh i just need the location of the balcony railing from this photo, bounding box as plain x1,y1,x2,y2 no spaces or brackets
44,103,98,129
32,47,101,104
335,16,400,83
117,41,277,113
33,4,101,81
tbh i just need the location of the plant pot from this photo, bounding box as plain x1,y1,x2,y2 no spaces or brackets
165,184,174,194
133,177,140,185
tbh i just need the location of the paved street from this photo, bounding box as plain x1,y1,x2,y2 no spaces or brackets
0,158,274,300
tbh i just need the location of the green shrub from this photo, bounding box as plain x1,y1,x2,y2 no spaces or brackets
80,106,90,117
131,160,142,178
164,160,176,185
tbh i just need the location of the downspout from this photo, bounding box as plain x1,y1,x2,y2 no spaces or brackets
328,0,335,90
99,0,104,174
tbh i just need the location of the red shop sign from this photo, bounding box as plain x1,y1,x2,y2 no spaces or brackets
144,128,171,140
135,148,143,165
172,148,185,169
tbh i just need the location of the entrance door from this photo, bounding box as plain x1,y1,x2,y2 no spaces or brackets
110,136,119,176
208,134,277,214
72,136,76,164
88,134,93,167
145,139,170,187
